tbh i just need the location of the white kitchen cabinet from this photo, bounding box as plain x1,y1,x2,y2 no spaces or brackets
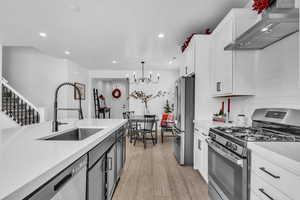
251,173,291,200
193,131,201,171
250,192,261,200
193,127,208,183
181,37,196,77
250,152,300,200
193,35,214,120
211,9,258,97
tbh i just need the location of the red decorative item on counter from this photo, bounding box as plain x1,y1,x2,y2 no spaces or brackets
222,102,224,113
252,0,271,14
112,88,121,99
228,98,231,113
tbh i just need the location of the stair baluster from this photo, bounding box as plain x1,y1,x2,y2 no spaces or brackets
1,82,40,126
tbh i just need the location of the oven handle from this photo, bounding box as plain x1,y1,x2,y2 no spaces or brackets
206,139,244,167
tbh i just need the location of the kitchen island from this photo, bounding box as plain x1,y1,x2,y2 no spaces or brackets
0,119,127,200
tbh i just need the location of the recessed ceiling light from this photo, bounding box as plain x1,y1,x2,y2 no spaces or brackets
112,60,117,64
39,32,47,38
65,51,71,55
168,61,173,64
158,33,165,38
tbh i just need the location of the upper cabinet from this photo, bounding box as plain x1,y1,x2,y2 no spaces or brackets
180,38,196,77
211,9,258,97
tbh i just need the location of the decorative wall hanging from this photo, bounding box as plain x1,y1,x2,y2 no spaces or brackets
74,82,86,100
112,88,122,99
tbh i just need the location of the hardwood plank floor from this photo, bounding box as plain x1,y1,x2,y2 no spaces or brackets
113,134,208,200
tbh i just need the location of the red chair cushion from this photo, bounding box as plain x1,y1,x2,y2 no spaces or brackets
160,113,174,127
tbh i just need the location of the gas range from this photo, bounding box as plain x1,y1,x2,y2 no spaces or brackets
208,108,300,200
209,108,300,157
212,126,300,143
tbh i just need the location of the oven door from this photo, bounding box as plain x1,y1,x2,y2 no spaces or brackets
207,139,247,200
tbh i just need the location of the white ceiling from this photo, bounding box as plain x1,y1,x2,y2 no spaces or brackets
0,0,249,70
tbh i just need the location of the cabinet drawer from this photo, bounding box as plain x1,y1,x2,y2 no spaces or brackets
250,191,261,200
251,174,291,200
251,153,300,199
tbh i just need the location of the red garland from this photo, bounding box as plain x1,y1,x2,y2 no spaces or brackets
112,88,121,99
252,0,271,14
181,33,196,53
181,29,211,53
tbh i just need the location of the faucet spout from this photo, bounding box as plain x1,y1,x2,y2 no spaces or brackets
52,82,84,132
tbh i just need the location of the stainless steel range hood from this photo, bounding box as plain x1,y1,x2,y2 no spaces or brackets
225,0,299,50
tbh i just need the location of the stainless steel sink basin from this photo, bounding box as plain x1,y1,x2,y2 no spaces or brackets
41,128,103,141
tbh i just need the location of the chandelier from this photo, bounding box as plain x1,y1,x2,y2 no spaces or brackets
128,61,160,84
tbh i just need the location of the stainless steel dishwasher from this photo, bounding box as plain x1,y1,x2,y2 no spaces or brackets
25,155,87,200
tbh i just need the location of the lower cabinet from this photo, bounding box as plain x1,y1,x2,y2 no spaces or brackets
193,128,208,183
116,136,123,179
250,152,300,200
106,144,116,200
88,156,105,200
88,126,126,200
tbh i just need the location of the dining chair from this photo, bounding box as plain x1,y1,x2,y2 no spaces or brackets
133,115,156,149
123,111,139,143
160,113,175,143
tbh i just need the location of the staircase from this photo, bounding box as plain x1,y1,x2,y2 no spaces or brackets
1,78,41,126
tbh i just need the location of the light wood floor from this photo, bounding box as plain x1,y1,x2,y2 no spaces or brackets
113,133,209,200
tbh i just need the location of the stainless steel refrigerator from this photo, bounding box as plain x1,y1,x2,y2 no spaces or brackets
173,75,195,165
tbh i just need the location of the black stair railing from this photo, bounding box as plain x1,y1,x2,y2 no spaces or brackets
2,83,40,126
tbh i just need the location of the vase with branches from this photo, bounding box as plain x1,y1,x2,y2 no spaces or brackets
129,90,167,114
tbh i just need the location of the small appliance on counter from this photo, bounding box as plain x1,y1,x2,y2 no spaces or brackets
207,108,300,200
235,114,248,127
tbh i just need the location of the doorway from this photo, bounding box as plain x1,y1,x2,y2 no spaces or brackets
91,78,129,119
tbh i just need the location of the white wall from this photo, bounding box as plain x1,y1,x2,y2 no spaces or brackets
208,32,300,124
92,79,129,118
90,69,178,118
3,47,89,121
66,60,90,119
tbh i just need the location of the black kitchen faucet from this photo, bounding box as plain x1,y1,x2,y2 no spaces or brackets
52,82,83,132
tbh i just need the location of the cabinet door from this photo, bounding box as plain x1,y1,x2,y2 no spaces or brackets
116,137,122,178
187,41,195,75
106,144,116,200
193,133,200,170
213,17,233,95
182,50,188,77
122,135,126,167
201,134,208,183
88,157,105,200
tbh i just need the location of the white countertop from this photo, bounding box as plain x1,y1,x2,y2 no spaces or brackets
0,119,127,200
193,119,233,129
248,142,300,176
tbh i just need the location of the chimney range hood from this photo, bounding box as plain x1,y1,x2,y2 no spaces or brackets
225,0,299,50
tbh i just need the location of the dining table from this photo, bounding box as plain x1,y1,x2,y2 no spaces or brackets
129,115,159,144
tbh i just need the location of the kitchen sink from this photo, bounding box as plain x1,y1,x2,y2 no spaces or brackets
41,128,104,141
